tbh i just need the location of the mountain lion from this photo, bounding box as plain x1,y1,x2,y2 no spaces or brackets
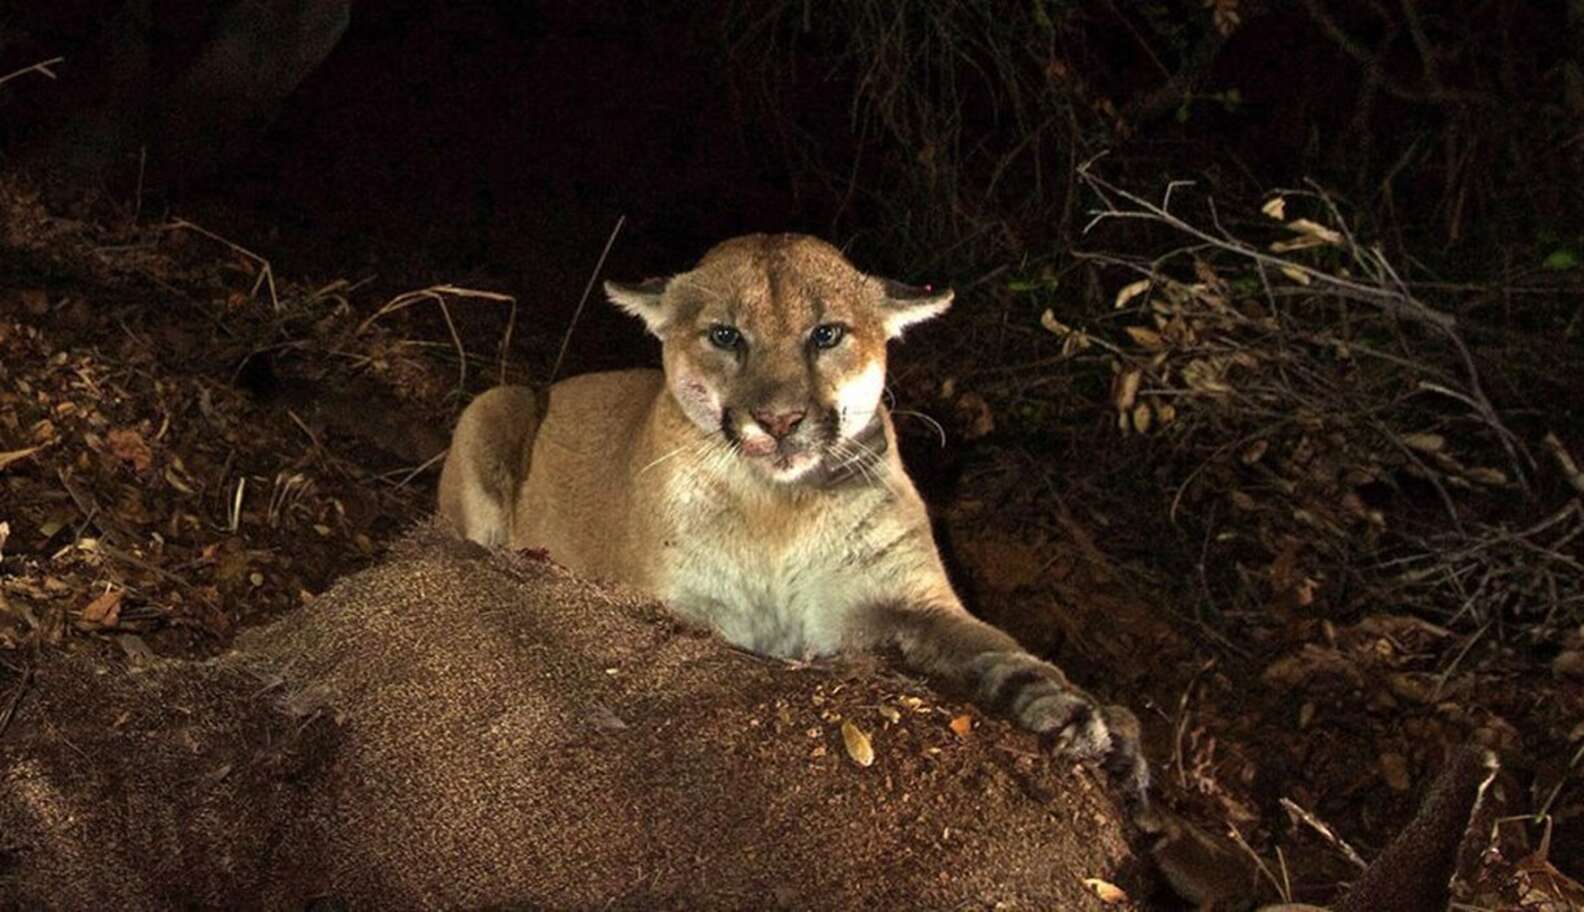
438,233,1147,799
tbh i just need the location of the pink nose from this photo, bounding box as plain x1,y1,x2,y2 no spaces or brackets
752,408,805,440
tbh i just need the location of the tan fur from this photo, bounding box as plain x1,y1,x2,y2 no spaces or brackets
439,234,1147,800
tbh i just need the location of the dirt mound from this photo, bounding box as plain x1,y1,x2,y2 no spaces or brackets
1,523,1142,910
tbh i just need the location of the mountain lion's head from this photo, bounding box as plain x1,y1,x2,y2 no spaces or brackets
605,234,952,484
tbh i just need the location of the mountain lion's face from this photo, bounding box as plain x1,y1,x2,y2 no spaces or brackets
606,234,952,484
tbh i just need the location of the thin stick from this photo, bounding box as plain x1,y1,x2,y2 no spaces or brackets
1279,797,1369,870
390,448,448,489
551,214,626,383
435,296,466,390
1535,738,1584,822
0,57,64,89
1226,822,1288,902
355,285,514,335
132,145,147,224
0,663,33,743
499,296,518,386
165,218,280,311
355,284,515,392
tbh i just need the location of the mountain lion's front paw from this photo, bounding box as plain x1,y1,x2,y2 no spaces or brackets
976,652,1150,799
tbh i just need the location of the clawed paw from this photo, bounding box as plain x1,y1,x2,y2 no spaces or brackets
1017,685,1112,759
973,652,1151,803
1028,692,1151,807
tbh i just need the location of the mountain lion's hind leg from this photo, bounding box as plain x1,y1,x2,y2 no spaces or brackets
437,386,540,548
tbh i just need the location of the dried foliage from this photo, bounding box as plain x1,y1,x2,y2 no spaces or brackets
1027,166,1584,647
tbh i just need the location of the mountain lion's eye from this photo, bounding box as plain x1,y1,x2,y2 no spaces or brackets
708,325,743,350
810,323,846,350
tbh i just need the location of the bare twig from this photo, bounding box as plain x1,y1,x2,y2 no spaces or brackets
0,662,34,743
1077,164,1533,495
165,218,280,311
1226,822,1289,902
1171,658,1215,792
1544,432,1584,497
1078,166,1459,331
0,56,65,89
387,448,448,489
356,285,516,393
551,214,626,383
1535,739,1584,822
1279,797,1369,870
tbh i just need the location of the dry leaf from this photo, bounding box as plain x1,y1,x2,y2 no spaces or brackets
956,392,995,440
1286,218,1344,245
1387,672,1438,704
1131,401,1152,434
81,588,125,628
949,714,973,738
1553,650,1584,678
841,719,875,767
1208,0,1241,34
1465,466,1508,486
107,428,154,472
1124,325,1165,350
0,445,44,472
1041,309,1093,355
1113,278,1151,310
1261,196,1287,220
1083,877,1129,904
878,705,901,724
1379,752,1411,791
1402,432,1445,453
165,464,196,495
1181,359,1232,394
1113,369,1142,411
1279,264,1312,285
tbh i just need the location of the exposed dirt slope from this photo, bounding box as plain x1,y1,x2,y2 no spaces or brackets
2,523,1144,910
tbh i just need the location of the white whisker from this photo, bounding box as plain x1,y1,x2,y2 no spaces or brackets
889,409,946,447
637,443,694,477
831,435,898,498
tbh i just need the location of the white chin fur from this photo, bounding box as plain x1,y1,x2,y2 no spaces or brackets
760,452,819,483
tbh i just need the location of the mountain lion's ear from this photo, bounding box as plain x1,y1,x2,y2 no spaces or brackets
604,277,671,335
877,279,954,339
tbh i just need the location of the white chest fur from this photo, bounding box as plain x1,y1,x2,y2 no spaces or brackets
652,468,908,659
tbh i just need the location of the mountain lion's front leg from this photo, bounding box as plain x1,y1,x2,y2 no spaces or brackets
862,600,1149,802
